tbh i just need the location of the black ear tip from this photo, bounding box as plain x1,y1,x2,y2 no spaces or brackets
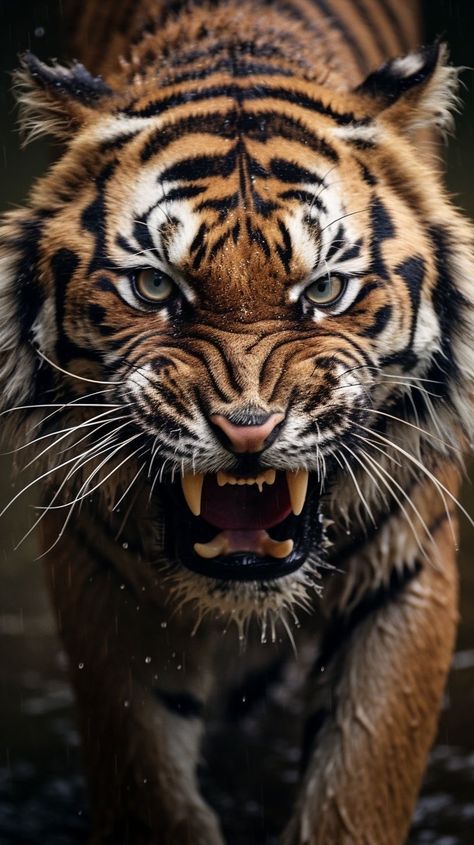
17,52,113,103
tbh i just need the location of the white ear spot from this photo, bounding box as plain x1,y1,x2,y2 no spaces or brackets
391,54,425,78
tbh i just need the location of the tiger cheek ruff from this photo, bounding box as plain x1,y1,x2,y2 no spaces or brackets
1,1,473,843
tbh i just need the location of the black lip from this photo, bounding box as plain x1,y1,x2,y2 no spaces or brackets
163,473,325,582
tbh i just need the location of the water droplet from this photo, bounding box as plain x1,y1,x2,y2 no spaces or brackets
145,656,151,664
78,662,84,670
122,541,129,550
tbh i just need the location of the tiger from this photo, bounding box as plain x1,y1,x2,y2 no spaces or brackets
0,0,473,843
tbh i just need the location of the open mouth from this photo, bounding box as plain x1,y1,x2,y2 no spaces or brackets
164,469,324,581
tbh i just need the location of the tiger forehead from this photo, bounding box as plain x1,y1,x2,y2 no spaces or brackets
107,121,371,295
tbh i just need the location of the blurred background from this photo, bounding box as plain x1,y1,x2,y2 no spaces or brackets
0,1,473,843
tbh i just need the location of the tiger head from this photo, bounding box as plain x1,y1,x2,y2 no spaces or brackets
1,36,473,625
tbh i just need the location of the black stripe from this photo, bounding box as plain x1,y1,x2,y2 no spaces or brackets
395,255,425,346
350,0,393,61
338,238,363,263
270,158,322,184
160,57,296,87
142,108,339,163
369,196,395,280
246,216,271,257
378,0,413,53
81,160,118,274
325,224,344,262
209,228,233,259
313,0,373,75
279,189,325,211
350,279,379,308
361,303,393,338
276,220,293,273
429,225,465,386
196,194,239,222
124,83,372,127
160,150,236,182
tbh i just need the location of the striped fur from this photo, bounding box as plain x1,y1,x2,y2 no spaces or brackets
1,1,473,842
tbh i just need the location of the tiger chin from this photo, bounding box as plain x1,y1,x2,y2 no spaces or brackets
1,0,474,844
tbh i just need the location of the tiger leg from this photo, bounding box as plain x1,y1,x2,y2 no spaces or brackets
282,520,458,845
40,515,224,845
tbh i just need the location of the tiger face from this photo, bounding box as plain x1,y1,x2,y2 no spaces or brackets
1,42,473,614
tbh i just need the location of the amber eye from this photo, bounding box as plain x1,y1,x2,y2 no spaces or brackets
305,275,345,306
134,268,175,303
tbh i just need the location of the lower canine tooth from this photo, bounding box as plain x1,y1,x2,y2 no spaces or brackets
194,536,229,559
262,536,294,559
286,470,309,516
181,473,204,516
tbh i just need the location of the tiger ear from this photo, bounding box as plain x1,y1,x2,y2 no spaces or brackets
14,52,114,145
355,42,460,138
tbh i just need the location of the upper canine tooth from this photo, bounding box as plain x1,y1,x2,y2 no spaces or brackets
286,470,309,516
181,473,204,516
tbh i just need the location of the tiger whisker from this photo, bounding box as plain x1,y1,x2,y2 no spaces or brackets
350,442,436,555
111,461,146,512
354,447,429,556
13,428,131,550
33,346,124,386
338,448,377,525
36,433,143,511
355,422,472,535
359,406,462,455
319,206,370,236
21,409,128,467
0,428,128,519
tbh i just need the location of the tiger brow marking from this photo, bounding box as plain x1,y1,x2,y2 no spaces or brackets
141,109,339,163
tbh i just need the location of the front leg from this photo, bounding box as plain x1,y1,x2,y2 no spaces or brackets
283,521,458,845
41,515,224,845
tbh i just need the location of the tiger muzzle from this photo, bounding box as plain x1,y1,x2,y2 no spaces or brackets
163,413,326,582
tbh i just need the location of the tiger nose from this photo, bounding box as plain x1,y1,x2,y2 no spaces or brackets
209,412,285,454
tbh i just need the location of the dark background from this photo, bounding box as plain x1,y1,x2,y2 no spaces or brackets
0,1,473,843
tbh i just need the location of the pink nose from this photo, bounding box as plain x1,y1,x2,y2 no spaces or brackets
210,413,284,453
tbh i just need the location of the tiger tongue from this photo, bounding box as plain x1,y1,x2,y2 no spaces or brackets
194,530,294,560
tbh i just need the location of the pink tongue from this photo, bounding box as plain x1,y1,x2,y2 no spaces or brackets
200,473,291,530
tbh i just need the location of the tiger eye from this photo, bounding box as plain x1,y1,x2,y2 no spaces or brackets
305,275,345,306
134,268,175,303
